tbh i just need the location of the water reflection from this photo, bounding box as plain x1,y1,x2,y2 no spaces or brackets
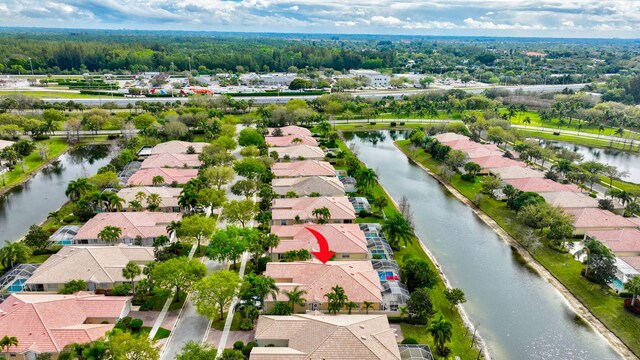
347,131,620,360
0,145,111,244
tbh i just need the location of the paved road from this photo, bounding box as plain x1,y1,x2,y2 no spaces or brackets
160,259,225,360
39,84,587,105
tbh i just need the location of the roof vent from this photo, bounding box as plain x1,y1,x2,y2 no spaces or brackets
359,325,365,329
361,336,367,340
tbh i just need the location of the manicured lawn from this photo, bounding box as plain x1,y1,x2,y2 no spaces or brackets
507,110,636,138
211,311,243,331
1,138,69,191
0,90,103,99
397,140,640,358
516,129,636,151
140,326,171,340
337,138,479,359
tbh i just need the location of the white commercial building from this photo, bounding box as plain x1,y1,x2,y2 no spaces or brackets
349,69,390,88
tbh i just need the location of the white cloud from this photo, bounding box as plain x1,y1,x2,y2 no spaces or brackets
288,5,299,11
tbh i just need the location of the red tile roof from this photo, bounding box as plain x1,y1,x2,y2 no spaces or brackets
268,126,312,137
126,168,198,186
585,229,640,253
441,139,485,151
272,160,336,178
565,208,639,230
272,197,356,223
473,156,524,169
507,178,582,193
270,224,368,255
265,261,383,303
433,133,468,143
266,135,318,147
140,153,202,169
0,293,130,354
150,140,209,154
74,212,181,241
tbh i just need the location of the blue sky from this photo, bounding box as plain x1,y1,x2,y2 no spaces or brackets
1,0,639,38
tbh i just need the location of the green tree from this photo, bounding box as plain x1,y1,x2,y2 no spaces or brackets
192,270,243,320
354,167,378,189
624,276,640,307
151,175,165,186
222,200,257,227
0,336,19,359
311,206,331,224
65,178,95,202
372,196,388,214
346,301,359,314
208,226,251,268
400,259,438,292
238,128,265,147
97,226,122,245
177,214,217,249
406,288,435,324
0,241,31,269
24,224,50,251
59,279,88,294
122,261,142,297
241,274,279,312
362,301,374,314
146,193,162,211
325,285,349,315
463,162,481,177
283,285,307,313
176,341,217,360
151,257,207,302
444,288,466,310
480,176,502,197
201,166,235,190
106,329,159,360
584,238,617,284
428,314,453,356
382,213,413,250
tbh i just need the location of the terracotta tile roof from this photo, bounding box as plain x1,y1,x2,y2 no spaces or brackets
25,245,154,286
473,156,524,169
126,168,198,186
264,261,383,303
150,140,209,154
540,191,600,209
619,256,640,272
0,139,14,150
506,178,582,193
268,126,312,137
441,139,485,151
463,146,503,159
565,208,639,230
585,229,640,253
433,133,468,143
0,293,130,354
266,135,318,147
271,224,368,255
273,145,325,160
117,186,182,208
272,160,336,178
489,166,545,180
74,212,181,241
252,314,400,359
140,153,202,169
272,197,356,222
272,176,345,197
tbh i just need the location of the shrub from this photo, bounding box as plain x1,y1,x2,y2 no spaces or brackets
390,122,397,127
240,319,254,331
107,134,120,140
358,209,371,217
370,122,377,125
460,173,476,182
233,341,245,351
399,122,405,126
115,316,132,330
242,342,258,357
129,318,143,333
401,338,418,344
63,214,78,223
111,283,131,296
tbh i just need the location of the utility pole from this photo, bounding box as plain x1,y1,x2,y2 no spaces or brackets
28,57,34,76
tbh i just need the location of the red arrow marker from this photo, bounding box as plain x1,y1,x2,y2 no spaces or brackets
305,227,335,264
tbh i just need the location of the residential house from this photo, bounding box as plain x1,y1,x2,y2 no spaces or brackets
490,166,545,180
268,126,312,137
540,191,601,209
463,145,504,159
24,245,154,292
0,293,131,360
273,145,325,161
126,168,198,186
584,229,640,257
269,224,369,261
506,178,582,193
472,156,525,171
266,135,318,147
271,160,336,178
271,197,356,225
564,208,639,235
272,176,345,197
617,257,640,283
251,313,401,360
263,261,383,312
117,187,182,212
441,139,486,151
150,140,209,155
73,212,181,246
140,153,202,169
433,133,468,143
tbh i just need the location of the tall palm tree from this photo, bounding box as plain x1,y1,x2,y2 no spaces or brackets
625,276,640,307
373,196,388,214
363,301,374,314
428,314,453,356
346,301,359,314
0,335,19,358
151,175,165,186
325,285,349,315
311,207,331,224
354,168,378,189
122,261,142,297
146,193,162,211
251,275,279,312
382,213,413,250
283,286,307,313
0,241,31,269
65,178,94,201
97,226,122,245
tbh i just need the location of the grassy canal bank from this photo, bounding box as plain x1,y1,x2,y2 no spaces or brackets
336,138,483,360
396,139,640,359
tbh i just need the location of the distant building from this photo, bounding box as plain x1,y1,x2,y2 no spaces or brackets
349,70,390,88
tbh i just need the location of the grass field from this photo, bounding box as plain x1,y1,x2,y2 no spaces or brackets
516,129,637,152
0,90,105,99
1,138,69,192
337,138,481,359
507,110,637,139
397,140,640,358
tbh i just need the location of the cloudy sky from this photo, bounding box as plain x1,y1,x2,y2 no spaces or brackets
1,0,639,38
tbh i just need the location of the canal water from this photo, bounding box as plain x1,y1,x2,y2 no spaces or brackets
0,145,111,244
345,131,621,360
541,140,640,184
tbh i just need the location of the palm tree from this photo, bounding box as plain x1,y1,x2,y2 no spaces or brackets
97,226,122,245
151,175,165,186
363,301,374,314
252,275,279,312
122,261,142,297
382,213,413,250
311,207,331,224
166,220,181,235
283,286,307,313
354,168,378,189
0,335,18,358
522,116,531,129
65,178,94,201
0,241,31,269
373,196,388,214
146,193,162,211
346,301,359,315
428,314,453,356
178,188,198,214
325,285,349,315
398,305,408,320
